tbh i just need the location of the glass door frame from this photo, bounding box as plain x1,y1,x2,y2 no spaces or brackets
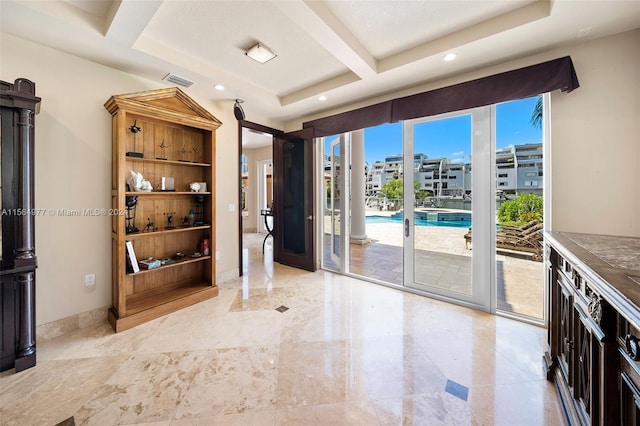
402,107,494,313
329,137,341,266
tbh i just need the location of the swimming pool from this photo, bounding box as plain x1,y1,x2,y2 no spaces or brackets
365,215,472,228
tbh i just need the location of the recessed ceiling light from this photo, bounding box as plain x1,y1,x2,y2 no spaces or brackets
443,53,457,62
214,84,224,91
318,95,327,101
245,43,277,64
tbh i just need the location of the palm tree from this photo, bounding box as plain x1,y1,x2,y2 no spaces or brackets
530,95,543,129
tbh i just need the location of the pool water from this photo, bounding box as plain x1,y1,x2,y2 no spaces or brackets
366,215,472,228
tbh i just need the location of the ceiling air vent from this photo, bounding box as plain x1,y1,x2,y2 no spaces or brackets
162,73,194,88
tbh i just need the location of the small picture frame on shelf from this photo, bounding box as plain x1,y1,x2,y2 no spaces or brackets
159,177,175,192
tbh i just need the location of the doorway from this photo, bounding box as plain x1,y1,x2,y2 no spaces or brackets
238,122,316,274
273,128,316,271
238,121,280,276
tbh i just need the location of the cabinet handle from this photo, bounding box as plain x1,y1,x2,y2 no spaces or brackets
624,334,640,361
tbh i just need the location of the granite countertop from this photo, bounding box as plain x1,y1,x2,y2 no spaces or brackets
544,231,640,328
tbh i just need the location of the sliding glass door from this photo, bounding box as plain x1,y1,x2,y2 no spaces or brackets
403,108,493,311
320,95,547,322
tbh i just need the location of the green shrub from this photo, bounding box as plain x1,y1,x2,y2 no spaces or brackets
498,193,543,225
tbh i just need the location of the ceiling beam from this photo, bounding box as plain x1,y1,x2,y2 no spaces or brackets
378,0,553,72
279,71,360,106
273,0,378,79
104,0,164,46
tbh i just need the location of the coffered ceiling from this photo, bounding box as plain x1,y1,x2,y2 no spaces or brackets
1,0,639,126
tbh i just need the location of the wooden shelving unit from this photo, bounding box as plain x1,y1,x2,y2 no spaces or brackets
104,87,221,333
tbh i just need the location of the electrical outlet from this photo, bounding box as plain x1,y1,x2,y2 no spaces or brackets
85,273,96,287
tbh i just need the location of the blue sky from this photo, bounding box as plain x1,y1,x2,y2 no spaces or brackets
325,96,542,165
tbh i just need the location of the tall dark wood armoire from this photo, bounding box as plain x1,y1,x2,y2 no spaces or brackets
0,78,40,373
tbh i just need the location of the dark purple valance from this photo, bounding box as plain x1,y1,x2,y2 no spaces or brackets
302,100,392,139
303,56,579,137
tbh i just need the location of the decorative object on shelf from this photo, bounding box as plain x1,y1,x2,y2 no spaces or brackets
159,176,175,191
138,258,161,270
181,210,196,227
143,217,157,232
125,241,140,273
233,99,245,120
164,211,176,229
125,196,139,234
126,119,143,158
157,139,168,160
127,170,152,192
179,145,189,162
189,181,207,192
193,194,206,225
200,234,210,256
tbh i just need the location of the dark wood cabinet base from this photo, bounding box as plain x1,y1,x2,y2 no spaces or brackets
544,232,640,426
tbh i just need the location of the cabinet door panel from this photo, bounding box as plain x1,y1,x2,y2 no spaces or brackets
558,277,573,383
620,371,640,426
574,309,600,424
0,275,17,371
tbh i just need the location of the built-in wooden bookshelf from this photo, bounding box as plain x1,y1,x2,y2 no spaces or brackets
104,87,221,332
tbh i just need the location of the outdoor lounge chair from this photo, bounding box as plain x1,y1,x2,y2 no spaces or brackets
496,220,543,260
464,219,543,261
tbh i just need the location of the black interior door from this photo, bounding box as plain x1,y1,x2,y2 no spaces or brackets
273,128,315,271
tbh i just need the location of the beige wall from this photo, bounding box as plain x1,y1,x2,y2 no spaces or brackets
288,29,640,238
549,30,639,236
0,33,281,325
242,145,273,233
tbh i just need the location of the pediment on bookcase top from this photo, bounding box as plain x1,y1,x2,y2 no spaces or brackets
104,87,222,131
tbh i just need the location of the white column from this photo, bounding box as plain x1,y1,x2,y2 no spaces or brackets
350,129,370,245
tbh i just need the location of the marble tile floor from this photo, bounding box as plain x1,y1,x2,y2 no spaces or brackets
0,234,564,425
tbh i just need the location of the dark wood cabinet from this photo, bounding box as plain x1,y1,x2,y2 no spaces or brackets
544,232,640,425
0,78,40,373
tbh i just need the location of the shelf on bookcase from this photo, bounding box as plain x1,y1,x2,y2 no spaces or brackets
126,157,211,167
126,225,211,240
127,255,211,276
125,191,211,197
